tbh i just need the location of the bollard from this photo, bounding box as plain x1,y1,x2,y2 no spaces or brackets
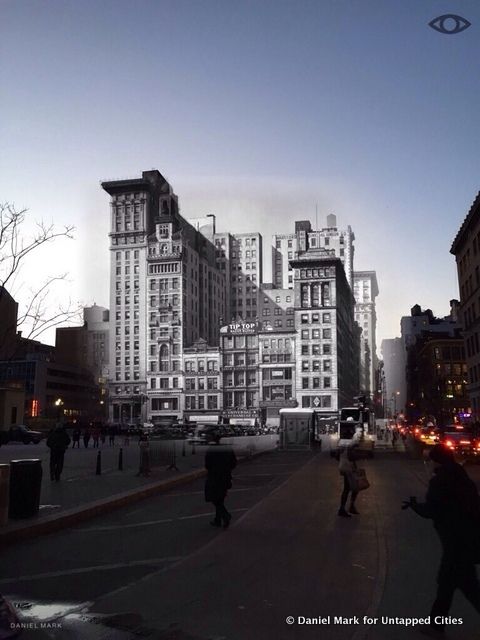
0,464,10,526
118,447,123,471
96,451,102,475
182,439,186,457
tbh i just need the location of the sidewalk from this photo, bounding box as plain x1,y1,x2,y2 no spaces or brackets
0,436,278,546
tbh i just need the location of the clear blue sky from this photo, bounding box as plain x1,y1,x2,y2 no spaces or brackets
1,0,479,349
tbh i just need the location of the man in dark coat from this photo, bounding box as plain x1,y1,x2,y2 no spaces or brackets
205,434,237,528
404,444,480,635
46,424,71,481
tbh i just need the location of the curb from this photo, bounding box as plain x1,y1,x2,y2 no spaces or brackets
0,447,273,547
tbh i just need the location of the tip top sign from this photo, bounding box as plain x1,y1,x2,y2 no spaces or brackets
222,321,259,335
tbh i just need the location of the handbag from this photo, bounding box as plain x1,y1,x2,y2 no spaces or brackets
353,468,370,492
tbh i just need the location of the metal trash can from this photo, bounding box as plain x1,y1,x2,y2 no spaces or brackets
8,459,43,519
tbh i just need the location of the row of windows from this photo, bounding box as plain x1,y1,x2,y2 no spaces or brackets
223,354,258,367
115,371,140,381
215,237,258,247
301,395,332,408
115,250,140,261
302,377,331,389
275,239,294,248
185,396,219,410
116,341,140,351
301,328,332,340
184,360,219,372
150,378,180,390
224,374,257,386
114,385,141,394
300,283,331,308
149,263,180,274
116,295,140,306
185,377,219,390
296,267,335,279
300,312,331,324
115,280,139,291
223,392,258,408
111,236,144,246
301,358,332,371
262,353,292,362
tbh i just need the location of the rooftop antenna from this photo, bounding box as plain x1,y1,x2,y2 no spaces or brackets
315,203,318,230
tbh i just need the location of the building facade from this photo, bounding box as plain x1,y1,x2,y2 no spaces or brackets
258,285,295,331
353,271,379,398
220,321,261,422
451,191,480,419
214,232,263,321
183,340,222,423
406,333,468,425
258,329,296,425
290,251,359,419
102,170,226,425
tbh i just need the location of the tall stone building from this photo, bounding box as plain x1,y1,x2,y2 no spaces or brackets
353,271,379,398
102,170,226,425
290,250,359,420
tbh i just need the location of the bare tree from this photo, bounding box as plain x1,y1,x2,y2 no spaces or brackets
0,202,82,350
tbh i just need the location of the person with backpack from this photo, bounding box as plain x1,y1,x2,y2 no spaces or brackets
403,444,480,635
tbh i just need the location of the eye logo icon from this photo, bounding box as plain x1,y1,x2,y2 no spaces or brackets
429,14,471,34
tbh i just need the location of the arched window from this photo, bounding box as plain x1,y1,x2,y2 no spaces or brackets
159,344,169,371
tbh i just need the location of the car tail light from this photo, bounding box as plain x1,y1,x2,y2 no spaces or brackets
460,440,470,445
445,440,454,448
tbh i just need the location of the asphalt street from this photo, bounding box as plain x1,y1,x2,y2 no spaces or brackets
1,444,480,640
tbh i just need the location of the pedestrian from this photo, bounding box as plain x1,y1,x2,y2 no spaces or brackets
336,421,363,518
100,427,106,446
109,426,116,446
72,427,81,448
403,444,480,636
136,434,150,477
46,423,71,482
92,426,100,448
205,434,237,528
123,429,130,446
83,427,91,448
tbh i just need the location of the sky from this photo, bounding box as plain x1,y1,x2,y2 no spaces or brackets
1,0,480,351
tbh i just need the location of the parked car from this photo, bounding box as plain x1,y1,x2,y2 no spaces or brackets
8,425,43,444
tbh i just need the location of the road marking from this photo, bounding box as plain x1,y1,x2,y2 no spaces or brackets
75,508,248,532
0,558,184,585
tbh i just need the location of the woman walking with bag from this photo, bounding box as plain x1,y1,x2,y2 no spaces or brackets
337,422,363,518
338,443,360,517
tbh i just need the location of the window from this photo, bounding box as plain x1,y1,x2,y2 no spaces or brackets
159,344,169,371
301,330,309,340
302,361,309,371
301,345,309,355
323,328,332,339
302,378,309,389
301,314,309,324
323,344,331,355
323,377,331,388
